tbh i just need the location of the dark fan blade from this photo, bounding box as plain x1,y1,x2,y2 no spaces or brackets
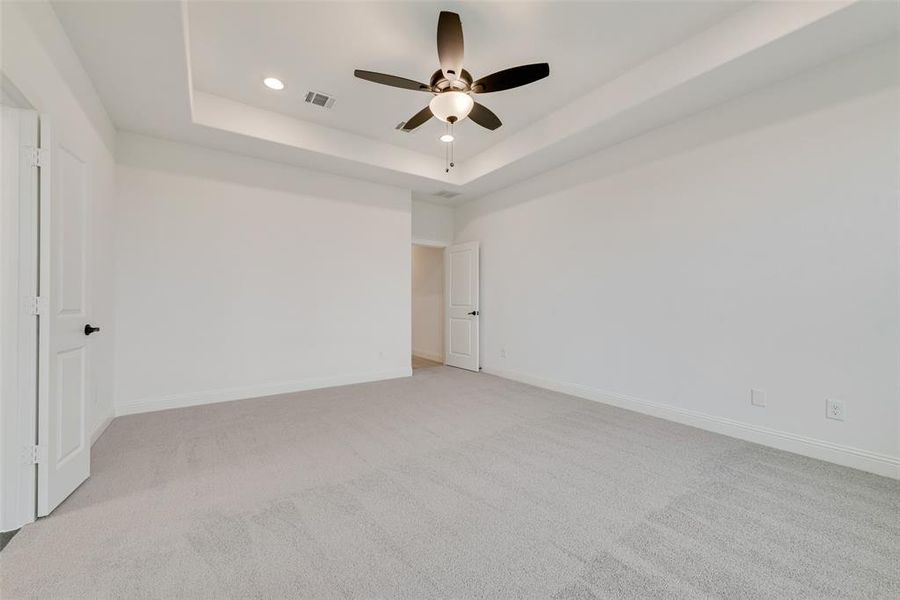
472,63,549,93
354,70,431,92
469,102,501,130
437,11,464,81
402,105,434,131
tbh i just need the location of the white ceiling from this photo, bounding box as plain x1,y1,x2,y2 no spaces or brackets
187,1,745,161
50,1,899,204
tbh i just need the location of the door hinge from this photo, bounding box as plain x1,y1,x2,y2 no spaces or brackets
25,445,47,465
28,296,47,316
25,146,48,168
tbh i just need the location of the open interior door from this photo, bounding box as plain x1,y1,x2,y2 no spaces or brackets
444,242,479,372
1,106,40,531
37,117,92,516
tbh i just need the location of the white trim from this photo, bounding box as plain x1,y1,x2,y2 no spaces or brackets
90,414,113,446
483,366,900,480
412,350,444,363
412,238,448,248
115,368,413,416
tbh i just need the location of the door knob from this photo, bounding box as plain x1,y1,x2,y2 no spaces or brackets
467,310,479,316
84,324,100,336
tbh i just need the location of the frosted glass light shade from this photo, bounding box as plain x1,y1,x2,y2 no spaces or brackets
429,91,474,123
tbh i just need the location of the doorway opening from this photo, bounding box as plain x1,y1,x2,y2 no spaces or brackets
411,243,444,369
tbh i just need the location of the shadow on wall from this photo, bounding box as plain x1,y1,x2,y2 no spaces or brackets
116,133,412,213
411,244,444,363
456,41,900,228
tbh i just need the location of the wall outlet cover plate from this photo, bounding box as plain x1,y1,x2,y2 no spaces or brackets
826,398,845,421
750,389,767,407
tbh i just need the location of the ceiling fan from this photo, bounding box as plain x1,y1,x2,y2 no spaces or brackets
354,11,549,133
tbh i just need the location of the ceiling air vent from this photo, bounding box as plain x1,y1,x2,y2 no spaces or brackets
434,190,460,200
304,91,336,109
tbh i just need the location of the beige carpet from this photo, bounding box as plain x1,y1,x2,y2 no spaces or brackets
2,367,898,599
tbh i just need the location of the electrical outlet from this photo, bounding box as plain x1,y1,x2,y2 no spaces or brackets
826,398,845,421
750,389,766,407
500,348,507,359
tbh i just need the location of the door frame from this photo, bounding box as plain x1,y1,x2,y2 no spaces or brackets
0,102,40,533
411,239,482,371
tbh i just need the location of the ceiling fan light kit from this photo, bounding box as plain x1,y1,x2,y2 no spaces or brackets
429,91,474,123
354,10,549,171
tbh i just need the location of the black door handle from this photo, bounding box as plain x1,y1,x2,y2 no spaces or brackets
467,310,479,316
84,324,100,336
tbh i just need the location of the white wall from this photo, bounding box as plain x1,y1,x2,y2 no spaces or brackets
1,1,117,530
455,44,900,477
411,244,443,362
114,133,412,415
412,199,454,246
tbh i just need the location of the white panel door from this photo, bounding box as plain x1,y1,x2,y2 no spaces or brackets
0,107,40,531
37,120,92,516
444,242,479,372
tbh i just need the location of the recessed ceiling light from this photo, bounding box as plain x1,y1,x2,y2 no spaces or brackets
263,77,285,90
440,134,454,143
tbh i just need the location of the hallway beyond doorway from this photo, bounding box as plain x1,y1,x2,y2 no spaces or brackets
411,355,442,370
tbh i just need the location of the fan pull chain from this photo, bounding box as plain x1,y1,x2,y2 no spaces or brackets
450,123,454,169
444,122,452,173
445,122,456,174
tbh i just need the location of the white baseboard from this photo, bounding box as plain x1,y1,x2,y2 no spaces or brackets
115,368,413,417
483,366,900,480
91,413,114,446
412,349,444,363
